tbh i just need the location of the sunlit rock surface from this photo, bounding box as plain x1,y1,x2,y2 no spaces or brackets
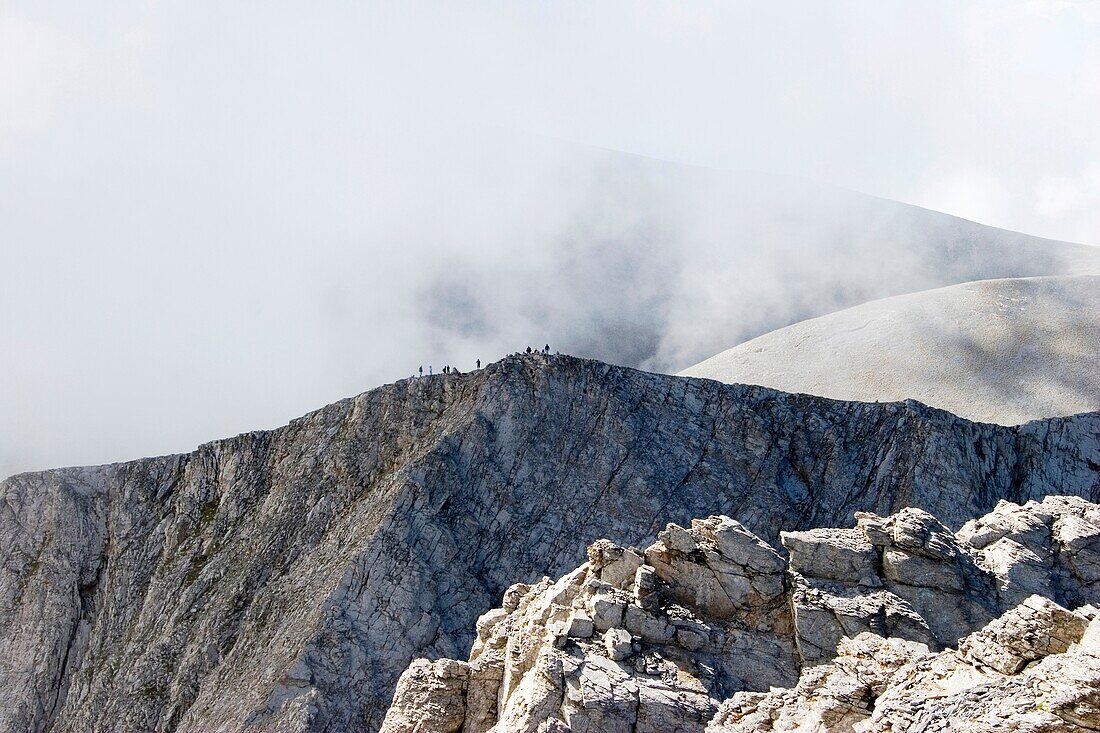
711,598,1100,733
384,497,1100,732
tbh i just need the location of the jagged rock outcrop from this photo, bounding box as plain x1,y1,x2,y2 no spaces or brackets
3,355,1099,732
783,493,1100,680
711,598,1100,732
382,497,1100,732
867,604,1099,732
381,516,800,733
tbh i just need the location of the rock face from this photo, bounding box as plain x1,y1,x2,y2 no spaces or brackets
711,598,1100,732
380,516,798,733
382,496,1100,732
2,355,1099,732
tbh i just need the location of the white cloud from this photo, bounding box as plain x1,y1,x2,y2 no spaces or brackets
0,13,83,142
2,1,1100,479
913,170,1013,228
1020,0,1100,21
1035,175,1085,217
1033,163,1100,242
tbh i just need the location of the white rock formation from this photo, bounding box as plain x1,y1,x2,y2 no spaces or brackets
381,496,1100,732
681,274,1100,425
710,598,1100,732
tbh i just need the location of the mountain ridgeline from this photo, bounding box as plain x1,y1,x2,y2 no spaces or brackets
2,354,1098,732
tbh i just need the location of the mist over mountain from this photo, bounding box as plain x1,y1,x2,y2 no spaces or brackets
407,149,1100,374
4,138,1097,480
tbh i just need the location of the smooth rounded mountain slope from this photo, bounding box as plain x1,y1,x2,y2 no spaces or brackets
681,274,1100,425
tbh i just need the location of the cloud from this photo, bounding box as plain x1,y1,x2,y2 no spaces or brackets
1020,0,1100,22
1033,163,1100,242
913,170,1013,229
1035,175,1086,217
1,1,1099,480
0,13,84,142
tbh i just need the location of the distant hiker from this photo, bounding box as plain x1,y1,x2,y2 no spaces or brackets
526,346,532,354
419,365,423,377
429,365,432,375
476,358,481,369
544,343,550,353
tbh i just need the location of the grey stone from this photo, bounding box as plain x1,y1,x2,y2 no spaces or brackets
781,528,876,583
958,594,1090,674
889,508,959,560
378,659,469,733
881,549,966,592
565,612,594,639
587,592,627,632
603,629,633,661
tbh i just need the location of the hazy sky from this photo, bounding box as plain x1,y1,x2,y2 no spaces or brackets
3,1,1099,477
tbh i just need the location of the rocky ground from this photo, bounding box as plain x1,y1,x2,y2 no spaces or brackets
382,495,1100,732
2,355,1098,732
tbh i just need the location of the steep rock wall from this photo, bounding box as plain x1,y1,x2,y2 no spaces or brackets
1,354,1097,732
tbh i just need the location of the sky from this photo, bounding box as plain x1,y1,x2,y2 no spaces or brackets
2,0,1099,478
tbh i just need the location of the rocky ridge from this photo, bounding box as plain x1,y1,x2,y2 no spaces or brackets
382,496,1100,732
2,355,1099,732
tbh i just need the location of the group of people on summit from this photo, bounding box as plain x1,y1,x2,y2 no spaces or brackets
416,344,551,379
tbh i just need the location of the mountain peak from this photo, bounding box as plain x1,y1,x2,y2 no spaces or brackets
2,357,1097,731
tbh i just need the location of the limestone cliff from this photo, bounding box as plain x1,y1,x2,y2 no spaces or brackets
382,496,1100,732
2,354,1098,732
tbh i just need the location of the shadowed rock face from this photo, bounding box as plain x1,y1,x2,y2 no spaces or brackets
2,354,1098,733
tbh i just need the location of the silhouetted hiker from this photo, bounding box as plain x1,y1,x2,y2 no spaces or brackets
418,366,423,377
544,343,550,353
526,346,532,354
476,359,481,369
429,365,432,375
